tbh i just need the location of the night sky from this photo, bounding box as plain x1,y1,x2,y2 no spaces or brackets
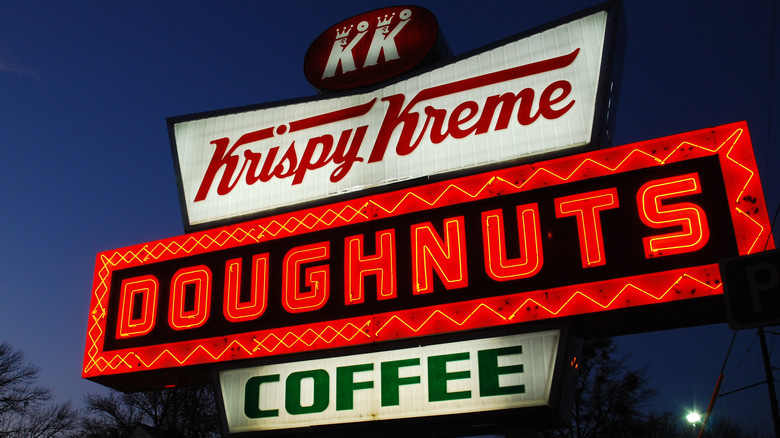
1,0,779,434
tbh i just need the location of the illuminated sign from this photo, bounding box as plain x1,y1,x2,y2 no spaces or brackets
169,4,621,229
218,331,560,434
83,122,773,390
303,6,449,92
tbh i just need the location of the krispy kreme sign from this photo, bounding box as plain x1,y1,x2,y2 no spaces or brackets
169,4,621,230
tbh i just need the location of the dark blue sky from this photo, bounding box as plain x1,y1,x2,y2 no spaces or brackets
1,0,779,434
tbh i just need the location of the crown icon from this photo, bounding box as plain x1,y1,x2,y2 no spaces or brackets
377,13,395,27
335,25,353,40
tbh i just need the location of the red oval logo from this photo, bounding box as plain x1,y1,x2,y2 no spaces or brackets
304,6,441,92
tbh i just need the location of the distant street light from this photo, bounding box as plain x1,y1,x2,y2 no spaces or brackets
687,411,701,437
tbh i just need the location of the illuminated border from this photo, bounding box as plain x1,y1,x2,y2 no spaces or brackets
83,122,774,380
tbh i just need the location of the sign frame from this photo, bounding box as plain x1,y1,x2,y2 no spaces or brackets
720,248,780,329
83,122,774,391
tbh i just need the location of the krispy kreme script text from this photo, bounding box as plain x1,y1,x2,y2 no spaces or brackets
195,49,580,202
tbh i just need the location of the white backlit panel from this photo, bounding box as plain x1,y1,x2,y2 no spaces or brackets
172,9,610,227
219,331,560,433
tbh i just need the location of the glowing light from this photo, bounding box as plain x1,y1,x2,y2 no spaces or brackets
168,266,211,330
116,276,158,338
411,217,468,294
482,204,543,281
223,254,269,323
345,230,397,304
638,173,710,257
283,242,331,313
555,188,619,267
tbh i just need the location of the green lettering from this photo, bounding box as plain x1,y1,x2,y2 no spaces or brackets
336,363,374,411
428,352,471,402
285,369,329,415
381,358,420,406
478,345,525,396
244,375,280,418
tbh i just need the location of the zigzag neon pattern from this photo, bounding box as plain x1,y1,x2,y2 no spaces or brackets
86,203,369,361
374,268,721,336
86,268,718,375
368,127,753,218
84,122,773,379
86,319,373,374
252,320,372,353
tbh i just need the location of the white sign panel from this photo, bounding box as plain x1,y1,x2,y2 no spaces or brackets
218,331,560,433
171,9,612,228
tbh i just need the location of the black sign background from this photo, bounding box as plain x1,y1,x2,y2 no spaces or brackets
105,155,736,351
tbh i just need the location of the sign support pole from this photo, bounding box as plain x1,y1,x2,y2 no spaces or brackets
696,373,723,438
758,327,780,437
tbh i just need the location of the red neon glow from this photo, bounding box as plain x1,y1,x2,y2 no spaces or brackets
555,188,619,268
481,204,543,281
345,230,397,305
168,266,212,330
638,173,710,257
283,242,331,313
223,254,269,323
116,275,159,338
411,217,468,294
374,266,722,339
84,122,774,381
89,266,720,377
